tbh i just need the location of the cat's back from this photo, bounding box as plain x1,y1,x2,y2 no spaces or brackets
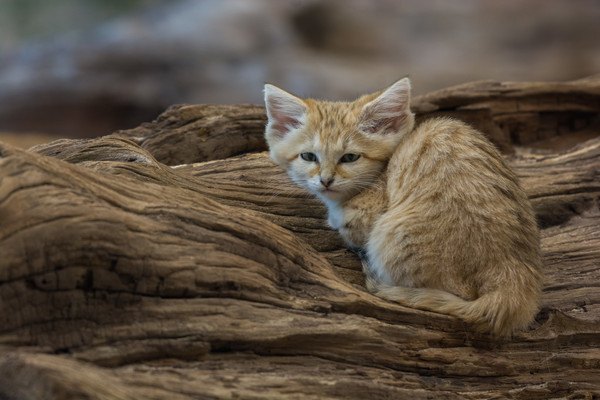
386,117,519,205
385,116,538,258
379,117,541,299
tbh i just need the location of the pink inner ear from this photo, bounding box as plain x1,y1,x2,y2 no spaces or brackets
361,101,409,135
270,111,301,138
360,78,411,135
363,113,408,134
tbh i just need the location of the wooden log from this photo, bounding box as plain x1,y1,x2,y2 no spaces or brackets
1,78,599,399
102,77,600,165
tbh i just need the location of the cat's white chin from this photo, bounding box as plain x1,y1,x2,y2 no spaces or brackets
316,189,345,202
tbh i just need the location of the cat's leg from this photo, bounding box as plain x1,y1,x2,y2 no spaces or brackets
352,247,375,289
359,257,381,293
365,210,414,288
326,207,344,231
328,205,370,249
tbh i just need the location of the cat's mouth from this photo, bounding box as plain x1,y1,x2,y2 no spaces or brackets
319,187,342,199
320,188,337,193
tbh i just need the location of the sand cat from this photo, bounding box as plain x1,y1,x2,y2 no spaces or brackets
263,78,542,337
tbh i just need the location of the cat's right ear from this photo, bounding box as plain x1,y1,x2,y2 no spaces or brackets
359,78,414,136
264,84,307,141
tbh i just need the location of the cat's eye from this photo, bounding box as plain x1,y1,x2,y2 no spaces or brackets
339,153,361,163
300,152,318,162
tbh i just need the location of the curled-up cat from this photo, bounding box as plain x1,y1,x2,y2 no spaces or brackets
263,78,543,337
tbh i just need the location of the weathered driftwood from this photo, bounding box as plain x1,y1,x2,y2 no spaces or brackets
1,78,599,399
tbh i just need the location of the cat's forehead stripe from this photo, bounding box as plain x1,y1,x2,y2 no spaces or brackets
309,102,360,146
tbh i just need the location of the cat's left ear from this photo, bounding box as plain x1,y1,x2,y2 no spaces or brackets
360,77,414,135
264,84,307,142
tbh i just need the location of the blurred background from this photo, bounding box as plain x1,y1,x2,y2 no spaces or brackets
0,0,598,147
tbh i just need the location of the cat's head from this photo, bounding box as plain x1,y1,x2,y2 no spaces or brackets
264,78,414,203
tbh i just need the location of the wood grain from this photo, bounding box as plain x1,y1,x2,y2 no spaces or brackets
2,77,599,399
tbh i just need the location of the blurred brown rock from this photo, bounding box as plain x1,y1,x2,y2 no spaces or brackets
0,0,598,137
1,77,599,399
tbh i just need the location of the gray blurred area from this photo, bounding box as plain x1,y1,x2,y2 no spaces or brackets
0,0,598,143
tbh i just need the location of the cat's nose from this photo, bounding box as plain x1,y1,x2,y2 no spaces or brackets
320,177,334,188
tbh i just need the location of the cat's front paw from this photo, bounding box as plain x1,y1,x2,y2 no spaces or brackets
350,246,368,260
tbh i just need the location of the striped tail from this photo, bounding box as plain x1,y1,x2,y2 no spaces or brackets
369,278,539,337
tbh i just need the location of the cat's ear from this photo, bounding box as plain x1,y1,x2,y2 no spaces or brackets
264,84,307,140
360,77,414,135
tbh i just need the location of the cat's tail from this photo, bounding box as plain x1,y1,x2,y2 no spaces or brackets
368,277,540,337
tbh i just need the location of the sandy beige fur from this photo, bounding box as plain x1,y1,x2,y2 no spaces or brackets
263,78,543,337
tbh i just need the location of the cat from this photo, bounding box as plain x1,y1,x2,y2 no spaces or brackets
263,78,543,337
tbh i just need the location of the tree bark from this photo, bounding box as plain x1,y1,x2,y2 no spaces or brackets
1,78,599,399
